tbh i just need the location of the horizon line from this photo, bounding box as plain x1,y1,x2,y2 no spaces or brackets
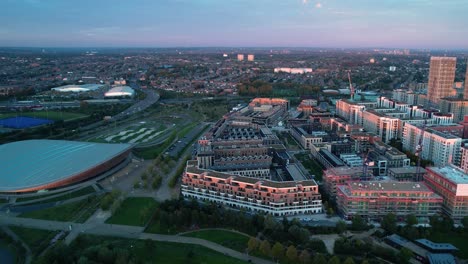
1,46,467,51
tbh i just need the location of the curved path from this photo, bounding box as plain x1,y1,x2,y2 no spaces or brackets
0,214,272,264
1,226,32,264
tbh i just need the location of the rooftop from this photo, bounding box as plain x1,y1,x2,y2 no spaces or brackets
427,253,456,264
427,165,468,184
388,166,426,174
415,239,458,252
0,140,132,192
347,181,437,193
51,84,104,92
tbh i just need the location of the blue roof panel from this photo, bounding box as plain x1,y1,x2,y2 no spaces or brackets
0,140,132,191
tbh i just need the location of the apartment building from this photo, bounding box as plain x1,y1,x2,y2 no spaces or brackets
182,161,322,216
439,98,468,123
424,166,468,222
362,110,401,143
427,57,457,105
335,99,378,125
336,181,443,220
402,123,462,166
460,146,468,174
323,167,364,201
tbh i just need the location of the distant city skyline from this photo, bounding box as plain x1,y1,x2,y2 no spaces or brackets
1,0,468,49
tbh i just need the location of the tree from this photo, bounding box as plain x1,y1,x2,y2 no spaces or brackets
313,253,327,264
299,250,311,264
272,242,284,261
247,237,259,253
336,220,347,234
327,207,334,217
399,248,413,264
286,245,298,262
381,213,397,233
462,216,468,229
351,215,366,231
406,214,418,227
260,240,271,257
343,257,355,264
361,260,369,264
328,255,341,264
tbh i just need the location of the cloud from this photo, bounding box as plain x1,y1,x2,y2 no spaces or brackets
315,2,322,8
80,27,121,37
302,0,308,4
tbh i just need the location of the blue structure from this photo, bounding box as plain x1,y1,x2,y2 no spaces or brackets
0,140,132,193
0,116,53,129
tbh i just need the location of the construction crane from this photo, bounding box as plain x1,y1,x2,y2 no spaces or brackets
362,149,374,181
347,70,355,100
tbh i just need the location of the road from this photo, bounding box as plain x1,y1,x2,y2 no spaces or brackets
0,214,273,264
76,83,160,135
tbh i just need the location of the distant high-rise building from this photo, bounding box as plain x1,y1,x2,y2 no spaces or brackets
439,98,468,122
237,54,244,61
464,66,468,99
247,54,254,61
427,56,457,105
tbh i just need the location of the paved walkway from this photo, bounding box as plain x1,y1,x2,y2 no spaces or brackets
0,214,272,264
2,226,32,264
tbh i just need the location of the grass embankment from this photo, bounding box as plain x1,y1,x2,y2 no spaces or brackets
135,131,177,159
38,234,247,264
0,111,88,122
429,232,468,259
183,230,249,253
18,195,100,223
9,226,58,257
16,186,95,204
106,197,158,226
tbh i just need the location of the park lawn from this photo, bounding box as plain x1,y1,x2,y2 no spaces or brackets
183,230,249,253
61,234,247,264
18,196,99,223
106,197,157,226
9,226,58,257
144,219,181,235
134,239,247,264
428,232,468,259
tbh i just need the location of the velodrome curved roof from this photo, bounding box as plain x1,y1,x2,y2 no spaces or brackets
0,140,132,192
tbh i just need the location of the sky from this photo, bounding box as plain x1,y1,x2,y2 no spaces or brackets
0,0,467,49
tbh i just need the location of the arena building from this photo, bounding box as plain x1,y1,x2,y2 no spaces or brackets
51,84,104,92
104,86,135,97
0,140,132,194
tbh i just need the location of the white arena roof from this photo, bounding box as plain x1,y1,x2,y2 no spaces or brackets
51,84,104,92
105,86,135,97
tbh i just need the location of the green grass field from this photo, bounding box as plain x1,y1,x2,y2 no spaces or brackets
16,186,95,204
0,111,87,122
9,226,58,257
106,197,158,226
295,153,324,181
429,232,468,259
18,196,99,223
52,234,247,264
183,230,249,253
